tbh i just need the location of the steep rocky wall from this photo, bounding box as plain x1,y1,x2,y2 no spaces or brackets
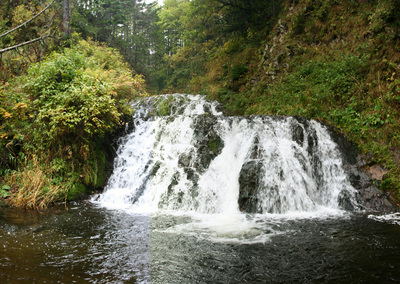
327,125,399,213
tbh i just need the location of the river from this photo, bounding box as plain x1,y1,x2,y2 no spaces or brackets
1,204,400,283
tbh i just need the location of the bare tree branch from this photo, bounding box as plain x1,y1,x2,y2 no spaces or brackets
0,35,50,54
0,0,56,39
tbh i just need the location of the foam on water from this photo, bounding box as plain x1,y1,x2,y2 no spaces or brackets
368,213,400,225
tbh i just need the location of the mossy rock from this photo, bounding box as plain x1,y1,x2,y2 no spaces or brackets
67,183,86,201
208,137,222,155
157,99,172,116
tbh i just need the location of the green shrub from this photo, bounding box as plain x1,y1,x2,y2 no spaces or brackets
1,39,148,208
230,64,248,81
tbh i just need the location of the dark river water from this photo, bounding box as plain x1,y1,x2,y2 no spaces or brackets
1,203,399,283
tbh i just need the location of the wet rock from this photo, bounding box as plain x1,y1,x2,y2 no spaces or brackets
238,161,263,213
338,189,358,211
291,117,308,146
291,123,304,146
178,153,192,168
184,168,199,185
310,154,324,188
203,104,211,114
150,161,162,177
327,126,398,212
367,165,388,181
192,115,224,172
327,126,357,165
250,136,262,159
167,172,180,196
360,185,393,210
306,129,318,156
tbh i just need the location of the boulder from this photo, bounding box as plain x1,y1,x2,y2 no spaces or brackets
238,160,263,213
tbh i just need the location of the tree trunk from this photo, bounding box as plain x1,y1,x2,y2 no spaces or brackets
63,0,71,37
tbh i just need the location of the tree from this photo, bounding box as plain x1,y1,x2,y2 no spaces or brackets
63,0,71,36
0,0,59,81
72,0,161,75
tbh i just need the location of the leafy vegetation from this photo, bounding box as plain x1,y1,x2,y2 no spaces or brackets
0,39,147,208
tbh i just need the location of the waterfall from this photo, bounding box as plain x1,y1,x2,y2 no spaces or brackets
96,94,359,216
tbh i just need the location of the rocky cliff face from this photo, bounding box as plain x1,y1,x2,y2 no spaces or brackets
327,125,398,213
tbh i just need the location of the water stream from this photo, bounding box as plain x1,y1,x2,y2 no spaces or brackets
97,94,359,216
0,94,399,283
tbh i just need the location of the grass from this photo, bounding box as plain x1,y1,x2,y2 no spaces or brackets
5,157,68,209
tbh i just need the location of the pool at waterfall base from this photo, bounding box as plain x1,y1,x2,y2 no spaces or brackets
1,204,400,283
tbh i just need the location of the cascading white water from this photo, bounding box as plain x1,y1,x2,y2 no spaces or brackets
96,94,359,218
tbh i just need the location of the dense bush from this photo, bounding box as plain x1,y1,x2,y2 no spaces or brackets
0,39,148,209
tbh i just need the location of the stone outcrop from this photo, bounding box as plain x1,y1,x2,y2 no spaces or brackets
327,125,398,213
239,160,263,213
